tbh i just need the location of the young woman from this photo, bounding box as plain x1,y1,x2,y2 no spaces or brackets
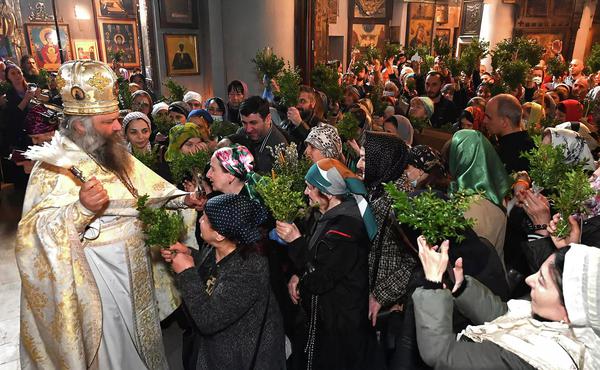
412,240,600,369
161,194,286,369
123,111,152,153
275,159,381,370
383,115,414,146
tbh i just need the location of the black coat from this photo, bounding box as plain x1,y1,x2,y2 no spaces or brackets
497,131,535,173
176,248,286,370
287,199,381,370
228,125,288,174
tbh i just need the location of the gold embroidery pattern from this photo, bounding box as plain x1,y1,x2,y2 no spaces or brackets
87,71,110,91
55,75,66,90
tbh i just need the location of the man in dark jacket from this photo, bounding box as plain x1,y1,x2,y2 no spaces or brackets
280,85,324,151
484,94,535,172
226,96,288,174
425,72,458,128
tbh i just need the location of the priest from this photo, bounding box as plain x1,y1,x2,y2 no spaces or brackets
16,60,199,369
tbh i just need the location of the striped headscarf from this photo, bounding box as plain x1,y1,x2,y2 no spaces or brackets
305,159,378,240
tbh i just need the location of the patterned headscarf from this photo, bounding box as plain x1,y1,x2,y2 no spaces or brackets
304,124,343,160
363,131,410,198
305,159,378,240
204,194,268,245
449,130,511,207
544,127,595,170
213,145,255,180
165,123,202,162
408,145,447,177
462,106,485,131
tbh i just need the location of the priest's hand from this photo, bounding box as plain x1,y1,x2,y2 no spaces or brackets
80,177,109,213
162,242,194,273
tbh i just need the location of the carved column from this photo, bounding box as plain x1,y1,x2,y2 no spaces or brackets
314,0,330,65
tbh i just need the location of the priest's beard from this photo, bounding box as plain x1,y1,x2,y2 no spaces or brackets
61,116,132,179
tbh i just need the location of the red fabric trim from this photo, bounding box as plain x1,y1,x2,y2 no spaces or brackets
326,230,352,238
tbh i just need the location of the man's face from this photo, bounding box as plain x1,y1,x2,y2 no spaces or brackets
569,59,584,76
425,74,442,99
91,111,122,138
573,78,589,100
241,112,270,141
296,92,315,115
26,58,39,74
483,98,503,136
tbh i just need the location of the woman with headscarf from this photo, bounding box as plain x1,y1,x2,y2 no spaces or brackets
165,123,208,162
458,105,485,131
542,127,595,170
383,115,414,145
556,99,583,123
275,159,381,370
449,130,511,263
161,194,285,370
206,97,239,139
412,242,600,370
404,145,450,193
556,121,599,151
304,124,344,163
356,132,418,337
206,145,262,200
521,102,544,132
408,96,434,126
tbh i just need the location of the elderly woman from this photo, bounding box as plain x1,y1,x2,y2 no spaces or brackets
408,96,434,125
542,127,595,170
448,130,511,263
131,90,153,117
275,159,380,370
187,109,213,144
161,194,285,369
169,101,192,124
303,124,343,163
164,122,208,163
404,145,450,192
383,115,414,145
556,99,583,123
356,132,417,329
458,105,485,131
412,240,600,369
206,145,261,199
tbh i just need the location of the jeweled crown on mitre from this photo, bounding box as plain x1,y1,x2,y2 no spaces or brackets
56,60,119,116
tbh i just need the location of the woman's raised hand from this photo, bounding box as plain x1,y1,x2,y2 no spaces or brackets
417,235,449,283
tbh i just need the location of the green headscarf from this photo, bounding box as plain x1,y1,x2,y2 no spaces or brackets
165,123,202,162
448,130,511,207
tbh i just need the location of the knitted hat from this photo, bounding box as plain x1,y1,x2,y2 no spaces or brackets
169,101,191,117
304,124,343,160
188,109,214,124
184,91,202,104
151,102,169,118
123,111,151,131
203,194,268,245
416,97,434,119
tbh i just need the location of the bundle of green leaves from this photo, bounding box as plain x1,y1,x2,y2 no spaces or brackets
270,142,312,193
251,47,285,79
433,37,451,59
275,63,302,108
117,76,133,110
491,37,543,71
311,63,343,103
498,60,530,90
385,184,477,245
352,59,368,76
370,83,387,116
133,146,159,170
409,116,430,133
256,174,306,222
336,112,360,140
0,80,10,95
136,194,186,249
364,45,382,63
546,57,568,78
154,114,176,136
169,149,213,185
404,44,431,64
550,169,596,238
586,44,600,74
163,79,188,103
37,69,50,89
520,136,574,194
458,39,489,74
446,58,461,78
384,41,402,60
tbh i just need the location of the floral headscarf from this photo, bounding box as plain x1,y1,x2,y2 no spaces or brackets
213,145,262,200
544,127,595,170
305,124,343,160
462,106,485,131
165,123,202,162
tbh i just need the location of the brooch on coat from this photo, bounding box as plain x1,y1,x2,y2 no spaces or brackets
205,276,216,296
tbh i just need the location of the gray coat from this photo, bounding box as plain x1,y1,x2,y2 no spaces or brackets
176,248,286,370
412,277,535,370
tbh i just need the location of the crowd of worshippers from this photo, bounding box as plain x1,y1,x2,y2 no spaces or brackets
2,49,600,370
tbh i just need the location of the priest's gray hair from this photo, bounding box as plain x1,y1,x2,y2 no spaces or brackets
60,115,104,154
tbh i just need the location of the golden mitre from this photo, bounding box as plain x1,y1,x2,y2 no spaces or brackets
56,60,120,116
